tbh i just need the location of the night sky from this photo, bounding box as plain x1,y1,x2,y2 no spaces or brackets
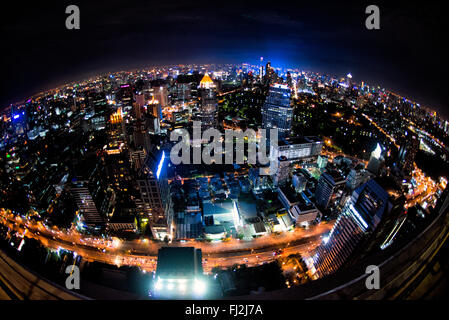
1,1,447,117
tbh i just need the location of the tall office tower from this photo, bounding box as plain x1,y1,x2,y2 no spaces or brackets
117,84,133,107
175,82,191,102
70,182,104,230
109,107,125,138
317,155,329,170
286,71,293,89
198,73,218,128
397,134,419,177
315,170,346,210
366,143,385,176
130,148,146,171
313,178,403,278
133,93,146,119
262,84,293,139
264,61,279,86
137,151,173,240
153,86,169,108
274,156,291,186
90,92,107,114
147,100,162,120
133,119,152,153
144,112,161,135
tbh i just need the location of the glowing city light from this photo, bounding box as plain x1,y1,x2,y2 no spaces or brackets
156,151,165,179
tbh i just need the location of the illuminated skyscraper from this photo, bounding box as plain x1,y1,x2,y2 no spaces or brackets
286,71,293,89
117,84,133,107
397,134,419,177
152,85,169,108
198,73,218,128
367,143,384,176
313,178,401,278
137,150,173,240
315,170,346,210
262,84,293,139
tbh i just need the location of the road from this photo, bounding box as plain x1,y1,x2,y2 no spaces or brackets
0,208,332,273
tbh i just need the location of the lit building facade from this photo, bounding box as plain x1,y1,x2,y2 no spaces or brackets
137,150,173,239
198,73,218,128
315,170,346,210
313,178,400,278
397,134,419,177
262,84,293,139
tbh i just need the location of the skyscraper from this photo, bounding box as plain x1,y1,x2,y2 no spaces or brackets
262,84,293,139
315,170,346,210
264,61,277,86
313,178,403,278
198,73,218,128
137,150,173,240
366,143,384,175
274,156,291,186
152,85,169,108
397,134,419,177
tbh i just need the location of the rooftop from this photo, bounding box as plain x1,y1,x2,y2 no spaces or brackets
156,247,202,278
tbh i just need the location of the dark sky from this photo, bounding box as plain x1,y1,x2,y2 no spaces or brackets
1,0,448,117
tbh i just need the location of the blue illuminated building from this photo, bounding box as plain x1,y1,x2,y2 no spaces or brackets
138,150,173,240
313,178,398,278
262,83,293,139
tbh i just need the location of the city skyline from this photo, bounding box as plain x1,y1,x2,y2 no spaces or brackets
0,1,448,303
1,1,448,118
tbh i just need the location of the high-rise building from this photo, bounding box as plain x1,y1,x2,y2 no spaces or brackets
133,94,146,119
397,134,419,177
137,150,173,240
313,178,403,278
147,100,162,120
130,149,146,171
175,82,191,102
264,61,277,86
292,173,307,192
198,73,218,128
317,155,328,170
286,71,293,89
262,84,293,139
346,163,372,191
90,92,108,114
315,170,346,210
117,84,133,107
144,113,161,135
274,156,291,186
132,119,152,153
152,85,169,108
366,143,384,175
70,182,104,230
